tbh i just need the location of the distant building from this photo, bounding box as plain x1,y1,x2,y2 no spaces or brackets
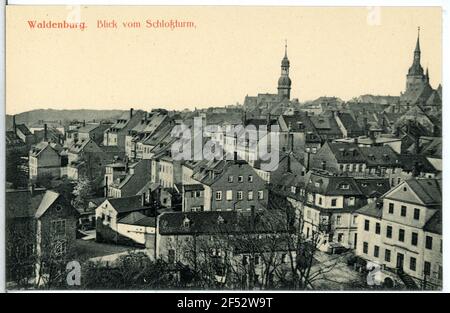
103,109,145,149
399,29,441,113
29,139,63,181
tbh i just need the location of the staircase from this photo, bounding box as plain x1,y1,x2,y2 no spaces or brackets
398,270,419,290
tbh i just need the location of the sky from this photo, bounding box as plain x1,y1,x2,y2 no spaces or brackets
6,6,442,115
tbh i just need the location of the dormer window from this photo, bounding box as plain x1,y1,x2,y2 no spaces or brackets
183,216,191,228
217,215,224,225
340,183,350,190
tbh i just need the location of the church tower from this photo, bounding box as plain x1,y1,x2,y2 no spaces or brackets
405,27,428,92
277,42,292,100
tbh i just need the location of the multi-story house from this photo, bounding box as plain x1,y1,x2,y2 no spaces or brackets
300,170,390,251
29,140,63,181
125,111,169,159
189,157,269,212
356,178,442,289
77,122,111,145
107,159,151,198
103,109,145,150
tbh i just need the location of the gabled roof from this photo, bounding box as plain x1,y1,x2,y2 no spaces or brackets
304,171,362,196
35,190,60,218
16,124,32,136
6,188,46,219
405,178,441,206
324,142,366,163
105,195,150,214
358,146,400,167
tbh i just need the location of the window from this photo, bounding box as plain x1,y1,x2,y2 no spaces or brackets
414,208,420,220
291,186,296,194
399,229,405,242
388,203,394,214
353,215,357,225
242,255,248,266
226,190,233,201
238,176,243,182
364,220,370,231
385,249,391,262
424,261,431,276
248,175,253,182
237,191,243,200
51,220,66,235
337,233,343,242
363,242,368,254
375,222,381,235
248,191,253,200
228,175,233,183
386,226,392,238
374,245,380,258
410,257,417,271
401,205,407,217
254,255,259,265
348,197,355,206
340,183,350,190
54,240,67,256
318,197,322,205
336,216,341,226
258,191,264,200
426,236,433,250
411,232,418,246
331,198,337,207
215,191,222,201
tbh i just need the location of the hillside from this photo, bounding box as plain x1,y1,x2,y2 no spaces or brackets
5,109,127,130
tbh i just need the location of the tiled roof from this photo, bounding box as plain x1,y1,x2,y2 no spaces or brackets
159,211,238,235
6,188,46,219
405,178,441,206
356,201,383,219
326,142,366,163
16,124,32,136
107,195,150,214
424,210,442,234
358,146,400,167
304,171,362,196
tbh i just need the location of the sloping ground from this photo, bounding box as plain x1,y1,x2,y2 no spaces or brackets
73,239,134,261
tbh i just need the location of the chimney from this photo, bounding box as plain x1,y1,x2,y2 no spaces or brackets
29,183,35,196
289,133,294,152
13,115,17,134
415,136,420,154
142,192,146,206
104,176,109,197
130,108,134,119
287,155,291,173
44,124,48,142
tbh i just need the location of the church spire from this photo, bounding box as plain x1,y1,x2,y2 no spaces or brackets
415,26,421,53
284,39,288,58
278,40,291,100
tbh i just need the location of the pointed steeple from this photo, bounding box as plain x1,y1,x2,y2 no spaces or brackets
408,27,424,76
415,26,421,53
284,39,288,58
